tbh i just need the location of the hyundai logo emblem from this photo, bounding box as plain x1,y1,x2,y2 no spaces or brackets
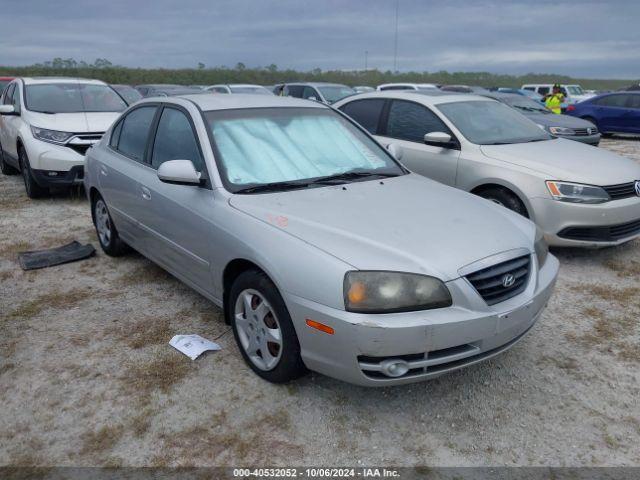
502,273,516,288
635,181,640,197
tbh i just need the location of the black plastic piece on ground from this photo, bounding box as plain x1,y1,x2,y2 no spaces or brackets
18,241,96,271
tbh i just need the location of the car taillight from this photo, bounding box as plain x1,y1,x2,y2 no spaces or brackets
566,104,576,112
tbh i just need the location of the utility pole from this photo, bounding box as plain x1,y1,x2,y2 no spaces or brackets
393,0,399,72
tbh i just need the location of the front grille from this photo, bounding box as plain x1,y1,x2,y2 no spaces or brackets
603,182,639,200
465,255,531,306
558,218,640,242
572,127,598,136
67,144,91,156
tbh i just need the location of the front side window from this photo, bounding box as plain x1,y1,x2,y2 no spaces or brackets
386,100,452,142
380,85,412,91
285,85,304,98
0,80,10,94
25,83,127,113
116,106,157,161
2,83,15,105
339,99,385,134
205,107,404,191
537,87,550,95
11,84,21,112
437,100,552,145
302,87,319,100
151,108,202,170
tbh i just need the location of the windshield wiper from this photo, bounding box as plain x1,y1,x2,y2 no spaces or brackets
32,110,58,114
234,180,312,194
310,170,400,185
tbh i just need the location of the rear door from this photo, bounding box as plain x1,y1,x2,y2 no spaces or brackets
594,94,629,132
98,105,158,250
135,105,214,291
378,99,460,186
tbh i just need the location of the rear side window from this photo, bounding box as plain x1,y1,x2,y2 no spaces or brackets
110,120,123,148
385,100,451,143
151,108,202,170
595,95,628,107
339,99,385,134
116,106,157,161
627,95,640,109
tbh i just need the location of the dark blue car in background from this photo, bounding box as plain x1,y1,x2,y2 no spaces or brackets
566,92,640,136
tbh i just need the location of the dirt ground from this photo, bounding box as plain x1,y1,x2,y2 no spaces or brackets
1,137,639,467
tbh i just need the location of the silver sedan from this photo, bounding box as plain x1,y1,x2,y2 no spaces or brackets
84,94,558,386
334,92,640,247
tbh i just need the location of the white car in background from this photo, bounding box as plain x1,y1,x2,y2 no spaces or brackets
377,83,438,92
0,77,127,197
521,84,595,105
204,84,273,95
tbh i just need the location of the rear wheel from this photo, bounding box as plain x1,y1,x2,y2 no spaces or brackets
92,194,129,256
476,187,528,218
0,141,18,175
19,146,47,198
228,269,307,383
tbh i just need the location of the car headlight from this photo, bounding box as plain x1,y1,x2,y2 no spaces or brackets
546,181,609,204
534,227,549,267
344,271,452,313
548,126,575,136
31,126,74,145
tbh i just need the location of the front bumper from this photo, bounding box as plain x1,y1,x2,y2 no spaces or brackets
31,165,85,188
530,196,640,247
558,133,600,146
284,253,559,386
24,137,88,173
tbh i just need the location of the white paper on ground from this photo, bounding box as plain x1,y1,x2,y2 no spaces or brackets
170,334,221,360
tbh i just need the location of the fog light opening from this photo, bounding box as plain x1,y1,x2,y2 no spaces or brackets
380,359,410,378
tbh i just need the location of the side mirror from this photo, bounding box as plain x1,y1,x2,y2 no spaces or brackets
157,160,202,186
0,105,18,116
424,131,456,148
386,143,403,161
307,96,319,102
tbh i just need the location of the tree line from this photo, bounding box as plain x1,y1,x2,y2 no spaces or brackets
0,58,636,91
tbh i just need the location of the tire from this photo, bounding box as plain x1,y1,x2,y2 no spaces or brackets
228,269,307,383
92,194,129,256
477,187,529,218
18,146,48,198
0,141,18,175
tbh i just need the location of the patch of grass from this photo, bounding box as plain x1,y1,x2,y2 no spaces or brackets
129,408,153,437
121,352,191,399
0,362,16,376
116,262,173,287
604,258,640,278
0,240,33,259
572,283,640,306
8,287,91,319
79,425,124,456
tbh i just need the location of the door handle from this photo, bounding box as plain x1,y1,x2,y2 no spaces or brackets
141,186,151,200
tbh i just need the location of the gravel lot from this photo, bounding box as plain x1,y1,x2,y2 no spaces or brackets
1,137,639,467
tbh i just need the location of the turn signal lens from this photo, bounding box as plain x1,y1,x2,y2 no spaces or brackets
305,319,334,335
347,281,366,304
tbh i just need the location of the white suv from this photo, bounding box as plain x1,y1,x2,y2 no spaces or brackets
0,77,127,197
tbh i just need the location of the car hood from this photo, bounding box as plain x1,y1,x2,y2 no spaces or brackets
523,112,595,129
28,111,121,133
480,138,640,184
229,174,534,281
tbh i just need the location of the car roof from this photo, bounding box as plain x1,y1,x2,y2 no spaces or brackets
334,91,491,106
21,77,108,85
143,93,329,111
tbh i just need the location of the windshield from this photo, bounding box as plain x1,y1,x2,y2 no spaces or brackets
566,86,584,95
502,96,549,113
317,86,355,104
25,83,127,113
437,101,552,145
112,85,142,105
229,86,272,95
205,107,404,192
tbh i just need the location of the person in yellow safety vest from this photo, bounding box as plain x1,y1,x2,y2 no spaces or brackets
544,84,565,114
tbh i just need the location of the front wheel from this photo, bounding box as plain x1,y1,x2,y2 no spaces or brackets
92,194,129,256
477,187,528,218
228,270,307,383
19,146,47,198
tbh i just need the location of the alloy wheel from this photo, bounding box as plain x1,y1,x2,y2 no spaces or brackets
234,289,283,371
94,199,112,246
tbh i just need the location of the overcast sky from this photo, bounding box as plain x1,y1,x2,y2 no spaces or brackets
1,0,639,78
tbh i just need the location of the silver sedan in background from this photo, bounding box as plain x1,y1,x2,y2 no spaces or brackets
335,92,640,247
85,94,557,386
